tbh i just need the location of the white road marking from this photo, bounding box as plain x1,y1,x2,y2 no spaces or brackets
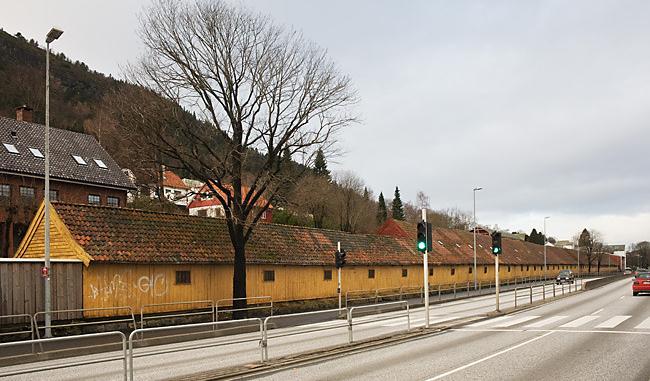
425,331,555,381
559,315,600,328
467,315,516,327
595,315,631,329
494,316,540,328
635,317,650,329
524,316,569,328
385,315,461,327
453,328,650,335
620,296,625,299
592,308,604,314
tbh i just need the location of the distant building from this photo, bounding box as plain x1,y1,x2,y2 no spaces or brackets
151,170,192,206
187,183,273,222
0,106,134,257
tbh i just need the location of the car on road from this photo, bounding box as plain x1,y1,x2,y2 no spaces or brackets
632,273,650,296
556,269,575,284
624,267,633,275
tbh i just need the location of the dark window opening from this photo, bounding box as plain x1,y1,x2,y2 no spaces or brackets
402,269,408,277
19,186,35,199
428,268,433,276
451,267,456,276
175,270,191,284
49,190,59,201
468,266,473,274
264,270,275,282
324,269,332,280
197,209,208,217
508,265,511,272
368,269,375,279
483,266,488,274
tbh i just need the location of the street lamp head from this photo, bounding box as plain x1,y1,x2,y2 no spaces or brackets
473,187,483,192
544,216,551,220
46,28,64,43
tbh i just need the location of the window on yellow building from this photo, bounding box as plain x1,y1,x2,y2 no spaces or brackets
429,268,433,276
508,265,511,272
368,269,375,279
175,271,191,284
451,267,456,276
468,266,472,274
402,269,408,277
263,270,275,282
483,266,488,274
324,269,332,280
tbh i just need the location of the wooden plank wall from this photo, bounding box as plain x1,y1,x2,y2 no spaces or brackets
0,261,83,323
83,263,620,316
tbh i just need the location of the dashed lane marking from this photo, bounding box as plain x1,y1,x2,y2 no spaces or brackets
523,316,569,328
493,316,540,328
635,317,650,330
595,315,631,329
559,315,600,328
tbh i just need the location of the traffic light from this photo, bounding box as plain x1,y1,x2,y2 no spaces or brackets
491,231,502,255
417,221,427,253
335,249,347,268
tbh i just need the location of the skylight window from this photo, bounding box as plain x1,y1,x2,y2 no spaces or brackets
72,155,87,165
3,143,19,154
29,148,44,158
93,159,107,169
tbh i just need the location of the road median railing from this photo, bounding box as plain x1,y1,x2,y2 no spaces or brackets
261,308,347,361
347,301,409,343
0,314,36,343
128,318,263,381
0,331,127,381
140,300,215,331
34,307,136,339
215,296,272,321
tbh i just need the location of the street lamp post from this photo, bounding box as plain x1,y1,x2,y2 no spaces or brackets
472,187,482,290
543,216,550,281
44,27,63,338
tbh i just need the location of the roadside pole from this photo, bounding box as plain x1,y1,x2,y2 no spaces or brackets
337,241,342,310
495,253,500,312
422,209,430,328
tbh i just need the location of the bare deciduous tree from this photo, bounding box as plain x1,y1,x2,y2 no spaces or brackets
577,228,603,274
122,0,357,317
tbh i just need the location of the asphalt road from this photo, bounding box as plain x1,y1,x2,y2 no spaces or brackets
0,278,594,380
256,278,650,381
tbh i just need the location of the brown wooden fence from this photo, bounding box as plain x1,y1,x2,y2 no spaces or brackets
0,259,83,322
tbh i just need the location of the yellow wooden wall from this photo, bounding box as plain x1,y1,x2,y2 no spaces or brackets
83,262,619,316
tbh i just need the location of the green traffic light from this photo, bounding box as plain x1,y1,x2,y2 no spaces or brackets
418,241,426,250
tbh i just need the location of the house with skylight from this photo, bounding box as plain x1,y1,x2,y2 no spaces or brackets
0,106,135,257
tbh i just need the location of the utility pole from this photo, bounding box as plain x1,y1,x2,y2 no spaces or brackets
422,208,430,328
543,216,550,281
44,27,63,339
337,241,342,310
472,187,482,290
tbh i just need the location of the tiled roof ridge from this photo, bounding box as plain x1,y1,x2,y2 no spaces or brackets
52,201,401,240
1,116,99,140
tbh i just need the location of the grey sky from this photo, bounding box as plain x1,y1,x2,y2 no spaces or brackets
3,0,650,245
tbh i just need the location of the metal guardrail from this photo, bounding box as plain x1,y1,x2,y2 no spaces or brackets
262,308,347,361
128,318,264,380
348,301,409,343
215,296,273,321
0,314,36,341
140,300,215,330
34,307,136,339
0,331,127,381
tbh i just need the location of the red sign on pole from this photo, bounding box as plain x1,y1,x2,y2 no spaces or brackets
41,266,49,278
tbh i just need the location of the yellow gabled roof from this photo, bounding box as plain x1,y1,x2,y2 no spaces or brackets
14,201,93,266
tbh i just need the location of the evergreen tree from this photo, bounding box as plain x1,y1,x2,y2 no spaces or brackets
377,192,387,223
391,186,405,220
313,148,330,178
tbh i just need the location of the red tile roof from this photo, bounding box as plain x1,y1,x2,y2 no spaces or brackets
53,203,418,266
162,170,190,190
187,183,272,209
377,219,585,266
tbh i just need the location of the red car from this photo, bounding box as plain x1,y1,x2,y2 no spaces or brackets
632,273,650,296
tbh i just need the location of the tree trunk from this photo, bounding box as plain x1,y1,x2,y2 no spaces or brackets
232,224,248,319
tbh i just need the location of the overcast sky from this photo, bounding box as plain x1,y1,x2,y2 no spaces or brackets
3,0,650,245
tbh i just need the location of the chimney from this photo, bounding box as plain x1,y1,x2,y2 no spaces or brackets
15,105,33,123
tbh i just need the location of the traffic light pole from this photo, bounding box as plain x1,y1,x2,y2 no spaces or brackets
495,253,500,312
422,209,430,328
337,241,342,310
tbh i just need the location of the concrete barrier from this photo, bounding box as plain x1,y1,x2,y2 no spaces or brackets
583,274,630,290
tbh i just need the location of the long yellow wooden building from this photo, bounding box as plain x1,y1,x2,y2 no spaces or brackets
14,202,620,316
